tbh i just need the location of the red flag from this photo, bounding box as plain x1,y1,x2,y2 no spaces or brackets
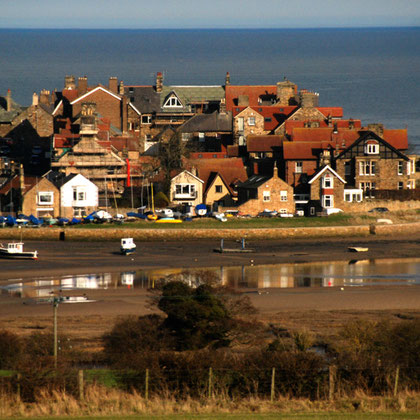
126,158,131,187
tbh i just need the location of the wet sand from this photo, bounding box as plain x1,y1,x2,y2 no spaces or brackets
0,234,419,346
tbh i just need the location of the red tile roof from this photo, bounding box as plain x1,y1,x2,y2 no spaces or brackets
317,107,343,118
187,158,248,188
284,119,362,134
247,135,283,152
233,106,298,131
291,128,360,147
225,85,278,111
383,129,408,150
62,89,79,102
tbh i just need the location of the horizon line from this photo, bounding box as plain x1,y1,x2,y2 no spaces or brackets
0,25,419,31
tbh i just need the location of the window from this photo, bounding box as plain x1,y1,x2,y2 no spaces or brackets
398,161,404,175
310,207,315,215
141,115,152,124
407,180,415,189
295,161,303,173
344,190,363,202
280,209,287,214
264,117,272,122
175,184,195,197
322,175,333,188
323,195,333,208
398,181,404,190
280,190,288,201
365,142,379,154
128,87,134,93
215,185,223,193
263,191,270,202
37,192,53,205
248,117,256,126
163,95,182,108
359,160,376,175
73,188,86,202
237,117,244,132
360,182,376,191
73,207,86,217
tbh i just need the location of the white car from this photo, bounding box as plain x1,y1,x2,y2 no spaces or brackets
323,208,343,215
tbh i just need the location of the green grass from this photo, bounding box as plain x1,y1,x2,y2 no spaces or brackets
69,214,356,230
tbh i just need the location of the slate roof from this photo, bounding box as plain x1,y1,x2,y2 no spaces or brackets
125,86,161,114
178,111,232,133
160,86,225,113
236,174,271,189
0,94,25,123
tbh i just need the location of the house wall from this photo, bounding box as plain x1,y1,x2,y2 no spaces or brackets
204,175,234,207
60,174,98,218
285,160,316,186
236,173,295,216
336,157,411,190
233,108,266,143
170,171,203,207
22,178,60,218
309,171,345,209
72,90,122,131
13,105,54,138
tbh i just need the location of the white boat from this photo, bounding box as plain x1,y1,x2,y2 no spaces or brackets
0,242,38,259
120,238,136,255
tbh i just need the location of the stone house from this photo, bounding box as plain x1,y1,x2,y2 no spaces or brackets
21,175,60,218
334,130,412,196
307,165,347,215
236,165,295,216
169,169,204,208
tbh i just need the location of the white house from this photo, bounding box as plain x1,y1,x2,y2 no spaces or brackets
170,170,204,208
60,173,98,218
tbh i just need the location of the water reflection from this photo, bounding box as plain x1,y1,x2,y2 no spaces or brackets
1,258,419,300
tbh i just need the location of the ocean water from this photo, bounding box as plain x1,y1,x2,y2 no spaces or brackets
0,28,419,151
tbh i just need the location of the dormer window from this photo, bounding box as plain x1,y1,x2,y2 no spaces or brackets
163,95,182,108
365,141,379,155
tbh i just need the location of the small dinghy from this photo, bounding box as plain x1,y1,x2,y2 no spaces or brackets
120,238,136,255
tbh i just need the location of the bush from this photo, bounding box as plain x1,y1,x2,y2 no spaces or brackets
0,330,22,369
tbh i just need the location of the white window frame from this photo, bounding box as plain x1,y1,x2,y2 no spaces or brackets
359,160,376,176
163,95,182,108
398,161,404,175
280,190,288,201
398,181,404,190
310,207,315,215
263,191,271,202
37,191,53,205
175,183,196,197
295,161,303,173
322,175,333,188
322,195,334,208
73,207,86,217
279,209,287,214
141,115,152,125
248,116,256,126
364,142,379,154
73,187,87,202
344,189,363,202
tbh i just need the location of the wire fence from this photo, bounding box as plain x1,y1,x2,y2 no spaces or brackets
1,365,419,403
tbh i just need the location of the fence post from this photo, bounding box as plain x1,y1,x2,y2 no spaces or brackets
78,369,84,400
208,367,213,399
16,372,21,400
145,368,149,401
393,366,400,397
329,365,336,401
270,367,276,402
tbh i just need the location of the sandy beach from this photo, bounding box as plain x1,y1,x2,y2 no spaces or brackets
0,233,419,348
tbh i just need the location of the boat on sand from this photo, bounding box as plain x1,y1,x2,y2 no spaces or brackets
0,242,38,259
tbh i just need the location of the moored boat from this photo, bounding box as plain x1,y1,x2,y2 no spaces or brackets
0,242,38,259
120,238,136,255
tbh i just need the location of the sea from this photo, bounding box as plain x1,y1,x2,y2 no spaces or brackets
0,27,419,152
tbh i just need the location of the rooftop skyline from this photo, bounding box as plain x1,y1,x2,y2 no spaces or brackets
1,0,419,29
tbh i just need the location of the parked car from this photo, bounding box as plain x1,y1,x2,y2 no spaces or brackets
368,207,389,213
322,208,343,216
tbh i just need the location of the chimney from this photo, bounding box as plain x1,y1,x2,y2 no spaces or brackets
225,71,231,85
367,123,384,137
349,118,355,130
122,95,128,135
273,161,278,178
32,92,39,106
276,80,296,105
119,80,125,95
300,90,319,108
156,72,163,93
219,98,226,114
78,76,88,95
238,95,249,106
40,89,50,105
191,166,197,176
64,75,76,90
6,89,12,112
109,77,118,94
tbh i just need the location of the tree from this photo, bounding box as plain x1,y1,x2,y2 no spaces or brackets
158,281,231,350
0,329,22,369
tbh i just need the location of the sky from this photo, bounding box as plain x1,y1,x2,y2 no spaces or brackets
0,0,419,29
